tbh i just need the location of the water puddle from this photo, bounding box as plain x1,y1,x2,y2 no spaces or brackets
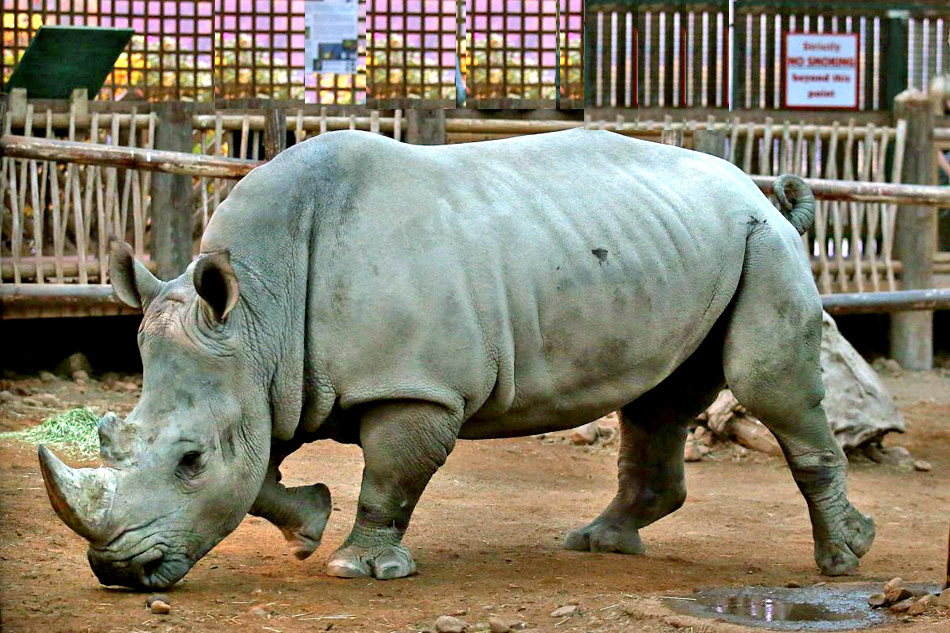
664,582,940,631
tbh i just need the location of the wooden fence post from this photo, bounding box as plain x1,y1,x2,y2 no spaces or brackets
890,89,936,370
406,109,446,145
694,129,727,159
264,107,287,159
150,101,195,280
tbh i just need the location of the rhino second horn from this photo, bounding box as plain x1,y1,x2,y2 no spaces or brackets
38,445,117,543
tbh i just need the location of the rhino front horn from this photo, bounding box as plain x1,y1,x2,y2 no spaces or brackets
38,445,117,543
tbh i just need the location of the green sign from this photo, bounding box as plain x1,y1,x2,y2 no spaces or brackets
5,25,134,99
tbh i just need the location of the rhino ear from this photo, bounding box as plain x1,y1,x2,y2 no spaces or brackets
109,239,163,310
194,251,239,322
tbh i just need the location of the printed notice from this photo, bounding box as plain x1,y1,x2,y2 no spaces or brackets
305,0,359,75
784,33,858,109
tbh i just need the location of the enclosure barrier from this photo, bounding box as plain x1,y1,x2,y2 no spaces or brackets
5,133,950,207
4,284,950,319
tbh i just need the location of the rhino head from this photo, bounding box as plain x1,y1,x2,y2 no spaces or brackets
38,240,273,589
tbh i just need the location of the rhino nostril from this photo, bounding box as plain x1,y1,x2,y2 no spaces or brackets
141,552,165,582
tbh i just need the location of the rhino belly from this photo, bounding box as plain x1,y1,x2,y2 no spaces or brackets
458,234,745,440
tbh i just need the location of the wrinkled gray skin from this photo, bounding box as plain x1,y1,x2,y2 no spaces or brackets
39,129,874,589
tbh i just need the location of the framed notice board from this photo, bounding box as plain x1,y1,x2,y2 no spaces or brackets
783,32,859,110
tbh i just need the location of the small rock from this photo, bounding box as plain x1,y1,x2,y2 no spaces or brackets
693,426,706,440
248,604,275,618
34,393,61,408
889,597,915,614
0,390,16,403
145,594,170,609
913,459,932,472
867,594,886,608
488,617,510,633
936,588,950,607
56,352,93,377
470,623,489,632
101,372,120,387
684,442,704,462
907,599,928,616
885,586,913,605
435,615,468,633
452,608,469,616
887,446,911,460
149,600,171,615
883,577,904,593
38,371,57,383
549,605,577,618
785,582,802,589
72,370,90,384
917,594,935,606
118,381,139,392
569,422,599,445
871,357,902,377
21,397,42,407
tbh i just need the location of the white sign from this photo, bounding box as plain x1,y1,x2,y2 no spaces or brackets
305,0,359,75
784,33,858,109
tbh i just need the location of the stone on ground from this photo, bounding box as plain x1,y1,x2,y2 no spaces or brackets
820,312,905,450
488,617,510,633
549,605,577,618
570,422,599,445
435,615,468,633
55,353,92,378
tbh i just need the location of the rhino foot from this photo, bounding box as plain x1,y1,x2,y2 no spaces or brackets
326,543,416,580
279,526,322,561
563,519,645,555
814,504,875,576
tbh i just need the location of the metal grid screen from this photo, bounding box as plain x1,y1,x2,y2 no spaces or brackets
214,0,366,104
560,0,582,106
1,0,215,101
366,0,457,105
466,0,558,106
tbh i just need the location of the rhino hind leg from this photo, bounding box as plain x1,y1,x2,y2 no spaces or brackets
722,230,874,576
327,400,461,580
565,330,726,555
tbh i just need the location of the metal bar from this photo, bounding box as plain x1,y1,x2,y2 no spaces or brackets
820,289,950,315
0,135,261,179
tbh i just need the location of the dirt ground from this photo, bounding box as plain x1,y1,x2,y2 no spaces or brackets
1,369,949,633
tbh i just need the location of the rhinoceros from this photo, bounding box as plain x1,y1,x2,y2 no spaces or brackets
38,128,874,589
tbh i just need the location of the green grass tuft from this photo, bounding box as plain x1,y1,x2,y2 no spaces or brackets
0,408,100,459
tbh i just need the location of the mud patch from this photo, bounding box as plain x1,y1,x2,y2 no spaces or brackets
665,583,940,631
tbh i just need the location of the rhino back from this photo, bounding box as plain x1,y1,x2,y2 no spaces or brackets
298,130,768,437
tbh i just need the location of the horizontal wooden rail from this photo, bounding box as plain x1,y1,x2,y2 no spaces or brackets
3,285,949,317
751,175,950,206
821,289,950,315
0,135,262,178
3,134,950,206
193,114,398,133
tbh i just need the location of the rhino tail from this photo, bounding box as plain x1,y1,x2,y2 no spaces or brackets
773,173,815,235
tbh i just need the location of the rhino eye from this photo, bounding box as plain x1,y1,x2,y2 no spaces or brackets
177,451,204,479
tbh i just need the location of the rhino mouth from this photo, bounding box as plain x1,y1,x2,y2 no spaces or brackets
87,544,195,589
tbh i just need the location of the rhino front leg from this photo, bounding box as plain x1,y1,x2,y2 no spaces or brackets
250,443,332,561
327,400,460,580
